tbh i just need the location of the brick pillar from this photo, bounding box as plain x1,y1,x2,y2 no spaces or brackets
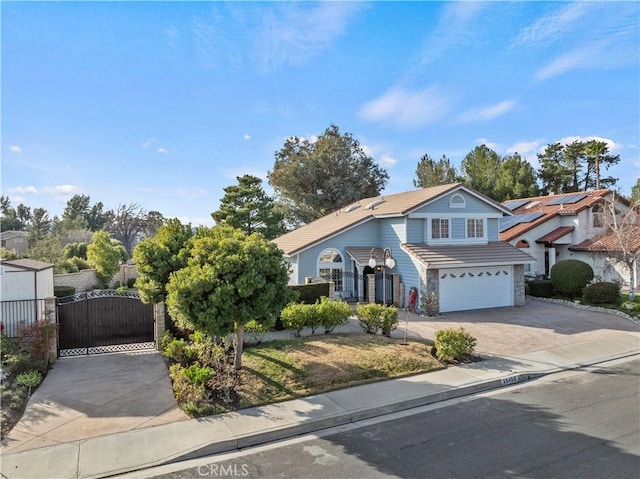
45,297,57,364
514,264,525,306
367,273,376,304
328,281,335,299
154,302,166,351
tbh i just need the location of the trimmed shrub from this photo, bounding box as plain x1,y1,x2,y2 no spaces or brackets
288,283,327,304
184,364,215,385
280,303,310,337
317,297,352,333
16,370,43,389
582,282,621,305
550,259,594,298
434,328,477,362
356,304,398,336
54,286,76,298
526,279,555,298
244,319,273,345
163,338,196,364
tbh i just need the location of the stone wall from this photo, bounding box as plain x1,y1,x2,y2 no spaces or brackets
514,264,525,306
54,264,139,294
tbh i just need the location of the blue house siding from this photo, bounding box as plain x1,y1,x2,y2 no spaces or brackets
406,218,424,242
487,218,500,241
451,218,465,240
418,191,495,215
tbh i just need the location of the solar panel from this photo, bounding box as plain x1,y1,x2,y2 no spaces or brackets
503,199,530,211
499,212,545,233
545,193,588,206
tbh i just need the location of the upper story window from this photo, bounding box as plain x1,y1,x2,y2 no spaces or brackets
431,218,450,239
592,204,603,228
516,239,529,248
318,248,343,291
466,218,484,238
449,194,466,208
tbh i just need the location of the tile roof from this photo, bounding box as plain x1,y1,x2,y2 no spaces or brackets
569,226,640,253
401,242,535,268
273,183,509,256
499,189,612,242
535,226,575,244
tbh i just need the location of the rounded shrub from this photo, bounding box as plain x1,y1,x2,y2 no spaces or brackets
582,282,621,305
550,260,594,298
317,297,352,333
526,279,554,298
356,303,398,336
433,328,477,362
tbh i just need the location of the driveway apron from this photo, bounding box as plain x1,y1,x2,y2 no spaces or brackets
1,350,188,454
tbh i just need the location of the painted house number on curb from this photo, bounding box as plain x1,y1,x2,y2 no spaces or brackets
501,375,521,385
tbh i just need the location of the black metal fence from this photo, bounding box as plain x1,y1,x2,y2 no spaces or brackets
318,270,393,305
0,299,48,338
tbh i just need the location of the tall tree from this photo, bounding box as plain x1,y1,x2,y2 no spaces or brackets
27,208,52,246
495,154,540,201
87,231,122,288
268,124,389,226
61,194,91,230
631,178,640,203
460,145,502,198
212,175,286,240
133,218,194,304
25,234,65,268
0,196,26,231
538,140,620,194
413,154,458,188
104,203,148,258
166,225,294,370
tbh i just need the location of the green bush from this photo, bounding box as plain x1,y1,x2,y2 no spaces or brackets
356,304,398,336
54,286,76,298
163,338,196,364
434,328,477,362
280,303,310,336
244,319,273,345
169,363,205,404
582,282,621,304
184,364,215,385
526,279,555,298
550,259,594,298
16,370,43,389
317,297,352,333
288,283,327,304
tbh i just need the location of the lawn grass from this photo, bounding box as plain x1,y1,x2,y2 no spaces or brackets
237,333,441,409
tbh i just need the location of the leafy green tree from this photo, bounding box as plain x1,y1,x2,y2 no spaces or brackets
87,231,122,288
166,225,293,370
495,154,540,201
212,175,286,240
538,140,619,194
64,242,88,259
27,208,52,246
25,234,65,268
631,178,640,203
413,154,458,188
268,124,389,226
460,145,502,198
133,219,194,304
61,194,91,230
1,195,26,231
0,247,18,260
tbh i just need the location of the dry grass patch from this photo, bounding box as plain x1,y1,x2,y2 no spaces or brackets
238,333,442,409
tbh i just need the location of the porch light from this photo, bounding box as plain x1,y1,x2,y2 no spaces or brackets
369,247,395,305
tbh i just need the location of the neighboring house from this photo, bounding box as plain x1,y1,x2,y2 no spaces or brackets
0,230,29,256
273,183,535,313
499,189,632,284
0,258,55,337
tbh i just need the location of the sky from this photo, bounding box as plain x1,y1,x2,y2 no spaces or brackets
2,1,639,227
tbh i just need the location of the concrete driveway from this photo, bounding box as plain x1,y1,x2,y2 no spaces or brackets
398,297,640,356
1,350,188,454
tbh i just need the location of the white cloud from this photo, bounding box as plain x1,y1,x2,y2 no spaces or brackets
42,184,85,202
506,140,545,158
157,147,168,154
359,86,452,129
474,138,503,153
9,145,22,153
557,135,621,152
458,99,516,123
177,215,215,228
514,2,591,48
243,134,251,140
6,186,38,195
380,155,398,167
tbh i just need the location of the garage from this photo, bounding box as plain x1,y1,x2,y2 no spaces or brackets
439,265,513,312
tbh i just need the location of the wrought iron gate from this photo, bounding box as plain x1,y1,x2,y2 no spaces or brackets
57,290,155,357
374,272,394,305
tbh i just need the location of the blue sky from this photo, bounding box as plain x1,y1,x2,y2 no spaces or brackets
2,1,639,227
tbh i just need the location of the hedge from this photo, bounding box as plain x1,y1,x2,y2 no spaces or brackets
526,280,554,298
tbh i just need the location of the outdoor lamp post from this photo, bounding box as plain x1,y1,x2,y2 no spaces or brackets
369,247,396,305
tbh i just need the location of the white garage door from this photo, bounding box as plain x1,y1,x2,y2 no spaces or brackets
439,266,513,312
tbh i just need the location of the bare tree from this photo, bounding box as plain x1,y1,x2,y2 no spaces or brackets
104,203,148,258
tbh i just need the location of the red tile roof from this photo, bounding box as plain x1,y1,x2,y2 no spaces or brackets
500,189,612,242
569,226,640,253
535,226,575,244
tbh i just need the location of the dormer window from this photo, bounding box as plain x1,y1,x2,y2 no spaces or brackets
450,194,466,208
592,204,603,228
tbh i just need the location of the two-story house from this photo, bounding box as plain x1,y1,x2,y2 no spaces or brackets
499,189,632,284
0,230,29,256
273,183,535,313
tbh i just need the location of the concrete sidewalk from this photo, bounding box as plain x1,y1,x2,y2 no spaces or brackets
2,331,638,479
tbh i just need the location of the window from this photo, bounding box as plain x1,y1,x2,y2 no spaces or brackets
450,194,466,208
318,249,343,291
516,239,529,248
431,218,449,239
592,204,603,228
467,218,484,238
